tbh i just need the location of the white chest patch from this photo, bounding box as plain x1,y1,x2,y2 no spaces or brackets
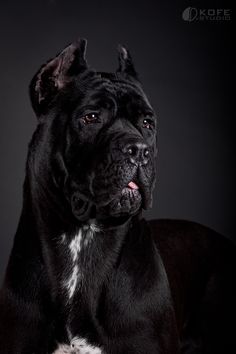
69,230,83,262
62,220,100,300
53,337,102,354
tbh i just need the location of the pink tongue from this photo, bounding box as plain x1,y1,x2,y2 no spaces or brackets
128,181,139,190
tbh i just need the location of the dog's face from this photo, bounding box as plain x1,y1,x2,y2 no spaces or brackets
29,39,157,222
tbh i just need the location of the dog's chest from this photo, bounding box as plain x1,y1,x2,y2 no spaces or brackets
53,337,102,354
53,221,104,353
59,221,100,300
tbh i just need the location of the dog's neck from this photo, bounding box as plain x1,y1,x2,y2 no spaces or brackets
16,175,143,295
14,174,148,342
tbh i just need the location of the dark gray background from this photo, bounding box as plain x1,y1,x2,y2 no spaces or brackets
0,0,234,283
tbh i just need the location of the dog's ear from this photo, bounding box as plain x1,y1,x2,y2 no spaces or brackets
116,45,138,79
30,39,88,116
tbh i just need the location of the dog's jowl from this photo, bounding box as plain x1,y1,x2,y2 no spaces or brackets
0,39,236,354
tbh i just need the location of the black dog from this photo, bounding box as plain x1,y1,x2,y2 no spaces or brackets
0,39,235,354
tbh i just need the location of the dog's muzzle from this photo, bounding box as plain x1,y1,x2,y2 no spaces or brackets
70,138,155,222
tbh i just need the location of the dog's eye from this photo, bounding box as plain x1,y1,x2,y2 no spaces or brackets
142,118,153,129
82,113,99,125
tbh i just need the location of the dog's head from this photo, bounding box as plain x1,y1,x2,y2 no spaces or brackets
29,39,157,223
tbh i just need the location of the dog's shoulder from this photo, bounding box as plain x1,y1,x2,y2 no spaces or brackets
148,218,236,300
148,218,236,252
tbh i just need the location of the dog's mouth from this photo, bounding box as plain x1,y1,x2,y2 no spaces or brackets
121,175,152,208
123,180,139,193
121,181,140,205
69,158,155,222
107,179,142,217
71,174,153,222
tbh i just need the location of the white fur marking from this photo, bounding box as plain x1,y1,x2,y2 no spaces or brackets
89,222,100,233
83,220,100,246
63,221,101,300
71,337,102,353
69,229,82,262
83,228,94,247
61,234,66,244
64,264,79,299
53,337,102,354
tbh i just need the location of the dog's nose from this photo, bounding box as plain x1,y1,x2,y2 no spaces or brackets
123,142,150,165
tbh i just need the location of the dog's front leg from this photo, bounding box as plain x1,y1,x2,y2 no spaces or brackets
0,247,56,354
0,286,56,354
0,285,56,354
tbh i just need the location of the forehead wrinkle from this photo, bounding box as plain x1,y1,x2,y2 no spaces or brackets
109,80,153,111
122,84,152,110
82,88,118,116
78,76,153,117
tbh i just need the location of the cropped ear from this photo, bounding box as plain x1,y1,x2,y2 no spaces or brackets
116,45,138,79
30,38,88,116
